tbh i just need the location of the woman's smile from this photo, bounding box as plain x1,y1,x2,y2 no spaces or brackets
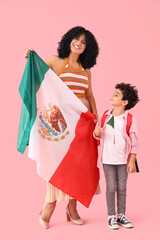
73,43,81,50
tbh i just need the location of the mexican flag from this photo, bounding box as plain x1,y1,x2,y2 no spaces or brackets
17,51,99,207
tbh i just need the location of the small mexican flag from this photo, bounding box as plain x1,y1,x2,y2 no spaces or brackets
17,51,99,207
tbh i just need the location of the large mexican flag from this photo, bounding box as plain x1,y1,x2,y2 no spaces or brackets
17,51,99,207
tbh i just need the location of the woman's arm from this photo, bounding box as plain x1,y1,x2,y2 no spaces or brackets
85,69,98,118
45,55,64,75
24,49,60,71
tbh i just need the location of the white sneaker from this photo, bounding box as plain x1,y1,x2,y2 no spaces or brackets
108,215,119,230
117,214,133,228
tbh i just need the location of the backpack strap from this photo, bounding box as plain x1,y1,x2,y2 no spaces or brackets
126,113,133,136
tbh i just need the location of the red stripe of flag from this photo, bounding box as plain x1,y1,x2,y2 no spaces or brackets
49,110,99,207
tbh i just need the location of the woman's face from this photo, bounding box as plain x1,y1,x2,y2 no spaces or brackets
70,34,86,55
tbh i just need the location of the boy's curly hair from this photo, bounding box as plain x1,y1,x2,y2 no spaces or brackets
115,83,140,110
57,26,99,69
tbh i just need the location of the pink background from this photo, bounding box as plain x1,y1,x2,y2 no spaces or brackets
1,0,160,239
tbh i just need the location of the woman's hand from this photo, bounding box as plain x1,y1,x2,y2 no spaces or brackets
93,113,99,124
24,48,34,58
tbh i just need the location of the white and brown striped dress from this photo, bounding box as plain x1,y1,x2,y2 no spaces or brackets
45,58,100,203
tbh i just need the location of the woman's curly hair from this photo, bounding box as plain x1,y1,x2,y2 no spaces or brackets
57,26,99,69
115,83,140,110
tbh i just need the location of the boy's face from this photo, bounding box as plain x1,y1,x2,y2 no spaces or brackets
110,88,128,108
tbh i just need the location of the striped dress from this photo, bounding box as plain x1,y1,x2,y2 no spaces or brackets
45,58,100,203
58,57,89,98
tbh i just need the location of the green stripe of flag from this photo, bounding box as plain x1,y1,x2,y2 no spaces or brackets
17,51,49,153
107,116,114,128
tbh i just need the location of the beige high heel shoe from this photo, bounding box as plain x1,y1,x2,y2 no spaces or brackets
39,208,49,229
66,205,83,225
39,201,56,229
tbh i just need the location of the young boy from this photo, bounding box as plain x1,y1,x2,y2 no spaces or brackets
94,83,139,229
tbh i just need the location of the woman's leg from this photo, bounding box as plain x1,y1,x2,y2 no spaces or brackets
40,182,57,223
68,199,81,220
40,201,56,222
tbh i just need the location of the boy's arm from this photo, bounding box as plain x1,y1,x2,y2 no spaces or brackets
129,116,138,154
93,114,102,140
127,116,138,173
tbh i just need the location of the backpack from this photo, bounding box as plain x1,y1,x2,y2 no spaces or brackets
99,110,139,172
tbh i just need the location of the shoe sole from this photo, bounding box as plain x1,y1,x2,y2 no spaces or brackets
109,225,119,230
118,223,133,228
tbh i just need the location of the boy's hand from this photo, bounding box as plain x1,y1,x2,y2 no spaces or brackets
94,126,102,137
127,153,136,173
127,161,136,173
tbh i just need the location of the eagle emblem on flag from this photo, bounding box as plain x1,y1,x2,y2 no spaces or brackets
38,103,69,142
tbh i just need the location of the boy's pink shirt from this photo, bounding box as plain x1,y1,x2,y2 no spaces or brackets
94,109,138,164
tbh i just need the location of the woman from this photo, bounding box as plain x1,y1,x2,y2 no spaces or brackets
24,26,100,229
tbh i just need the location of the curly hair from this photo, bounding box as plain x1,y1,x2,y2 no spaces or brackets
115,83,140,110
57,26,99,69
